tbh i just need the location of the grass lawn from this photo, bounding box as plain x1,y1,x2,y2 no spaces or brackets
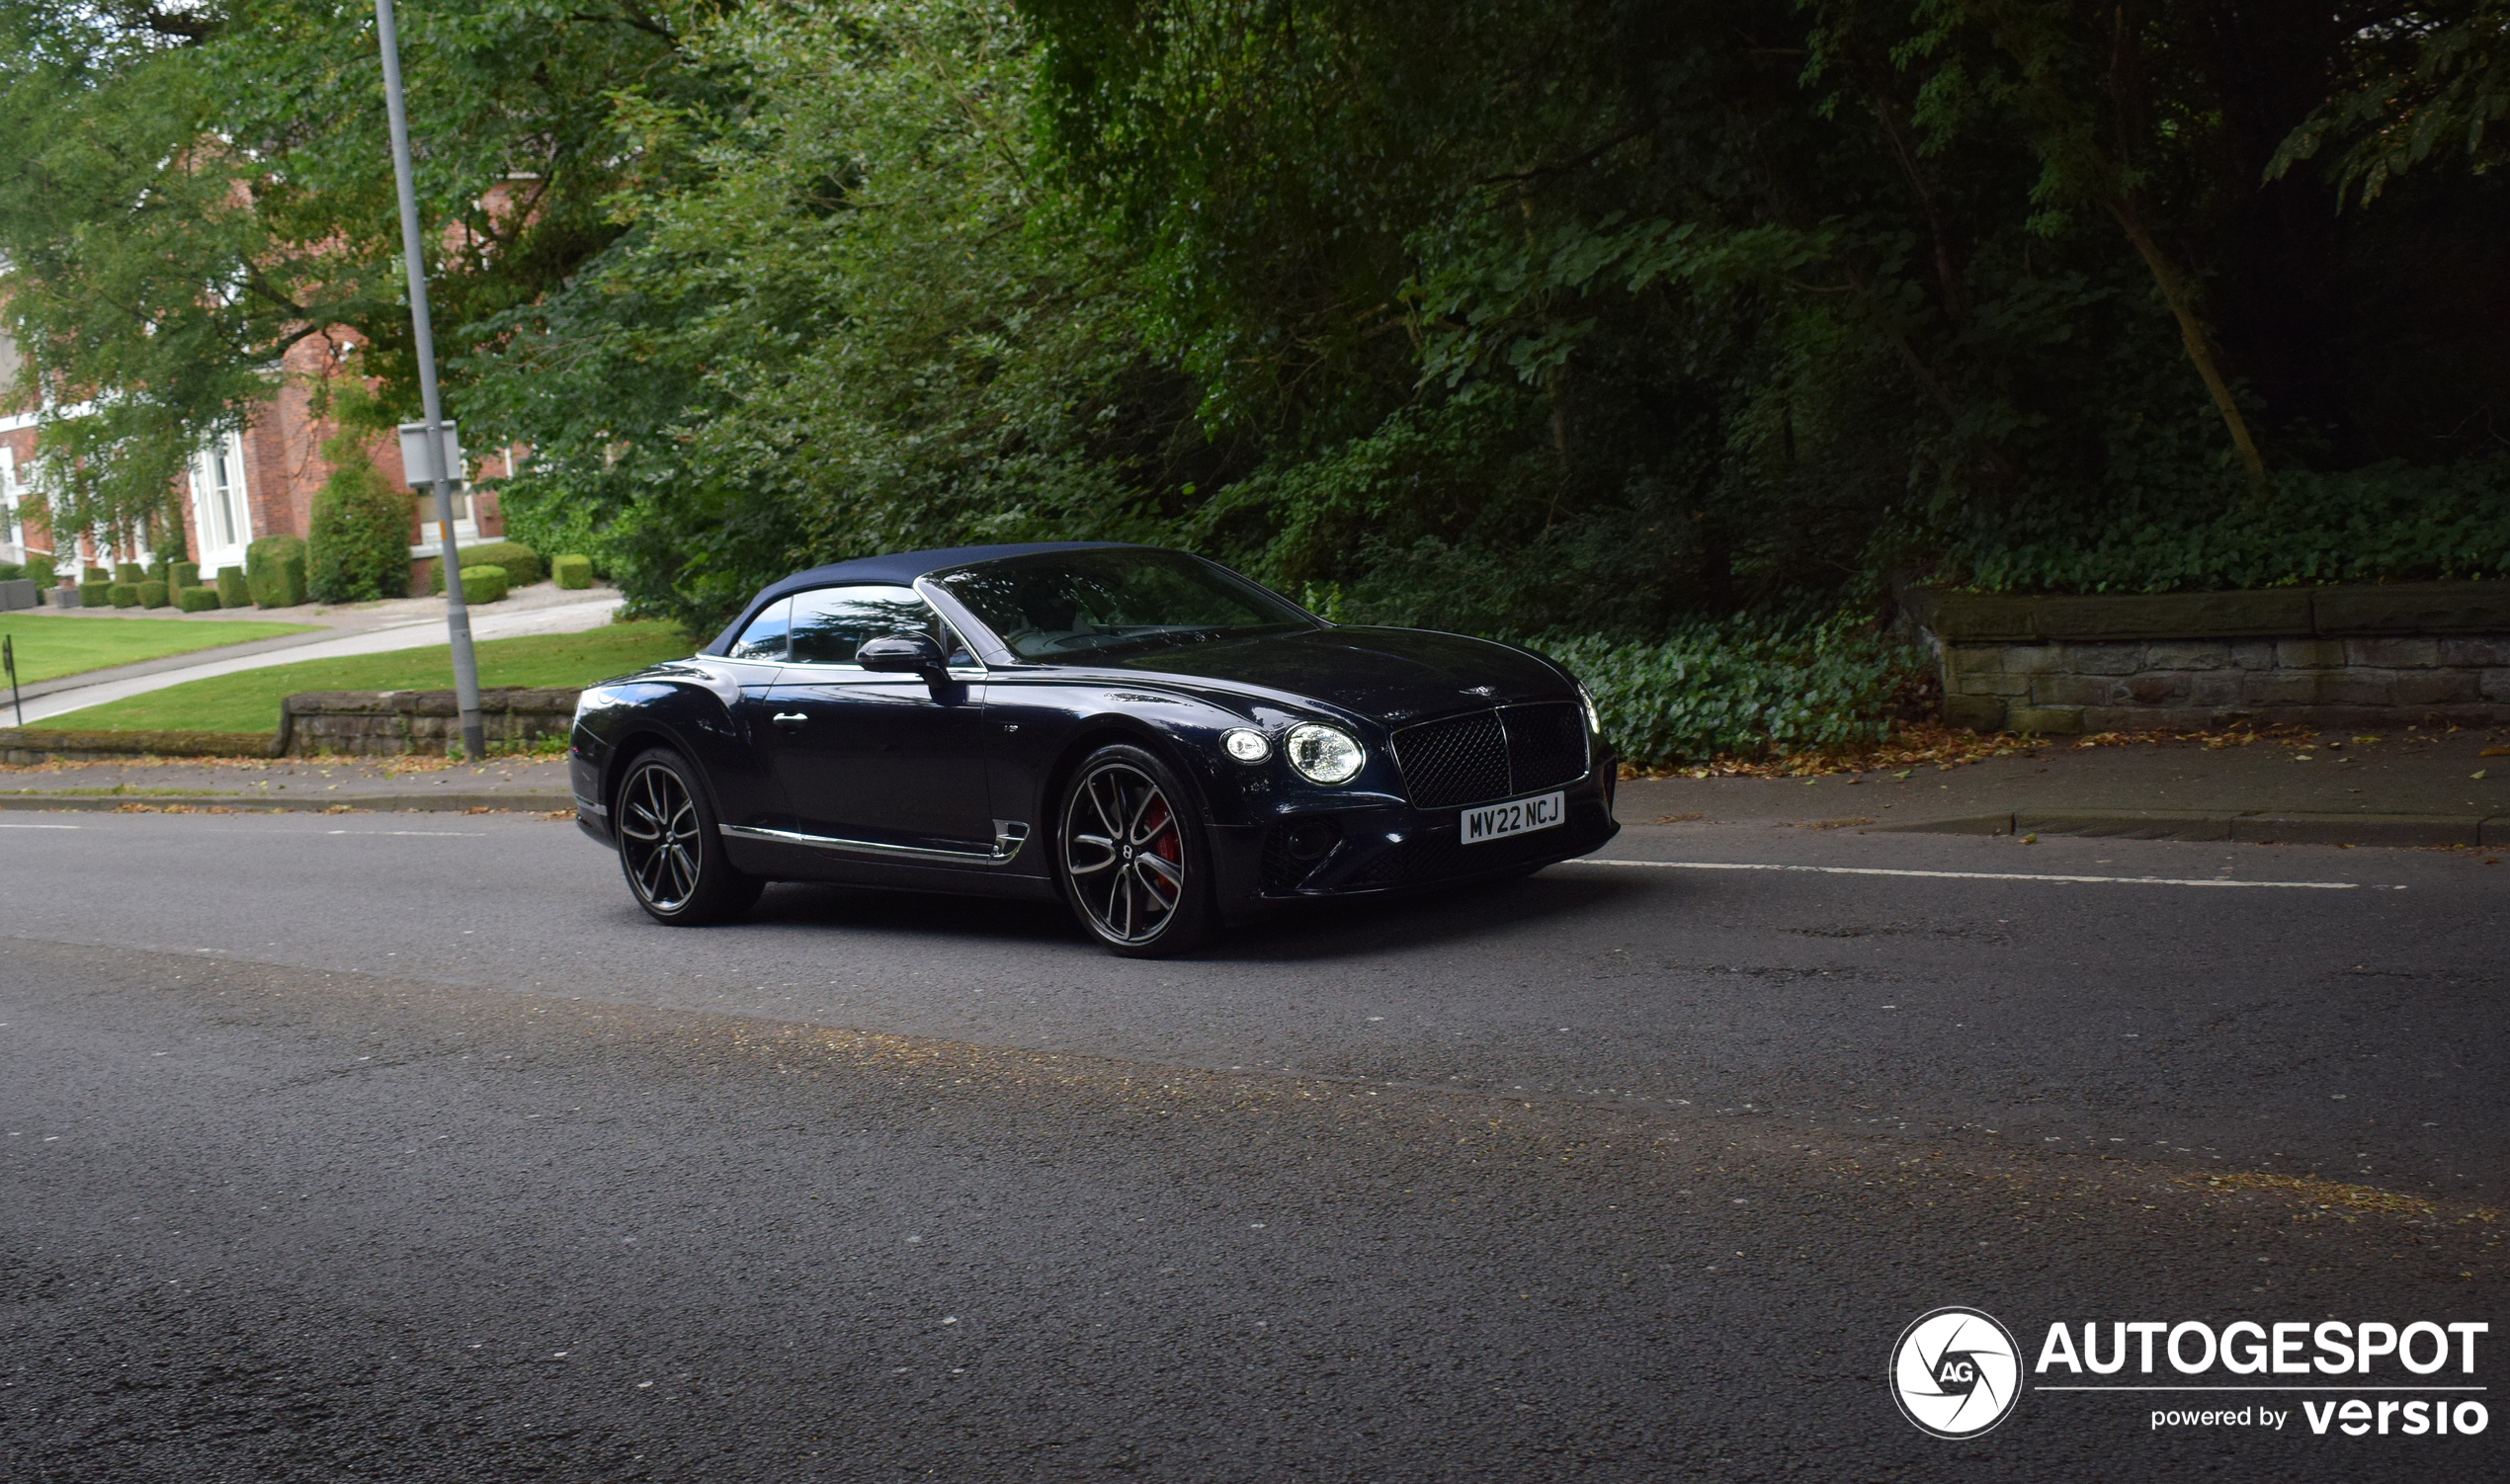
0,611,318,686
34,619,693,734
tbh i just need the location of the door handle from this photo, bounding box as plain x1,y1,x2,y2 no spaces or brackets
771,711,808,728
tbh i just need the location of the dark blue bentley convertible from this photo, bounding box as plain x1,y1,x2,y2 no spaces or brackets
569,542,1618,954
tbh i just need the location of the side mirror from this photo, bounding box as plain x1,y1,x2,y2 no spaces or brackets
857,632,947,678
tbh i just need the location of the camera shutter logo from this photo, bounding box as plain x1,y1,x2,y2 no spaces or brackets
1890,1307,2023,1439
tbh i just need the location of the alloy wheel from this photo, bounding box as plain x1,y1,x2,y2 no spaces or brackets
1062,762,1188,946
620,761,704,912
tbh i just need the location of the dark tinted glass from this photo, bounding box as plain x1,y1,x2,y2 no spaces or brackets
786,585,973,667
728,598,791,660
934,549,1313,661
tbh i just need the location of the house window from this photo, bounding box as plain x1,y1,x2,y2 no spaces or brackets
0,446,20,553
194,435,251,560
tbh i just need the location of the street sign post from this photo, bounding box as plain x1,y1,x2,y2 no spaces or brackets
374,0,486,762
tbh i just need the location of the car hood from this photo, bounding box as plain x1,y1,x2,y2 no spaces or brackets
1103,625,1573,725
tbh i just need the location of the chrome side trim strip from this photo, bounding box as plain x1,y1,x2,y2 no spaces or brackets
721,821,1029,866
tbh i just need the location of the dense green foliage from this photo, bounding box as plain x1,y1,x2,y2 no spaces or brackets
551,553,593,590
1545,618,1927,763
176,584,221,612
306,382,418,603
245,536,307,609
6,0,2509,760
457,562,508,603
427,539,541,591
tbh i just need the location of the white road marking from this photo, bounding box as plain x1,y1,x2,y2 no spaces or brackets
1569,859,2388,890
0,822,81,828
325,830,489,837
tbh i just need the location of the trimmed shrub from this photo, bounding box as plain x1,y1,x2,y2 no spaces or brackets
215,565,250,608
108,583,139,608
83,565,109,583
78,579,111,608
145,556,168,582
246,535,308,608
114,562,143,585
170,560,200,590
176,584,222,613
458,563,510,605
137,579,169,609
26,554,53,589
552,552,594,590
429,539,542,592
308,436,418,604
0,561,19,581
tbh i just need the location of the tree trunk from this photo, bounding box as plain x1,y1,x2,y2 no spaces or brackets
2105,198,2269,486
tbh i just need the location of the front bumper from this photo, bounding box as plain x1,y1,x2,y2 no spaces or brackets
1212,752,1618,916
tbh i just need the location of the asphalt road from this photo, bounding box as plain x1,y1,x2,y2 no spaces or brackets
3,812,2503,1480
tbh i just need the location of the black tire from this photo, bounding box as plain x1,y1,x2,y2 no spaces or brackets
1055,743,1217,957
615,748,763,926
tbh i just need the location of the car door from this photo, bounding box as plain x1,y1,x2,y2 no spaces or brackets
757,584,995,856
700,596,799,831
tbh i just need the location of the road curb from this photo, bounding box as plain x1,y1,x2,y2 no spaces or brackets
0,791,574,814
1867,808,2510,847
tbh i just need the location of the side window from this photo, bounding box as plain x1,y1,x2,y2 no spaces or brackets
728,597,792,660
787,585,976,668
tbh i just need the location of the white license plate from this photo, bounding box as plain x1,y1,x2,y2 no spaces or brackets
1460,790,1564,844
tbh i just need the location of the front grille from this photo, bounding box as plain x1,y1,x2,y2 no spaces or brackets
1389,709,1510,808
1390,703,1590,809
1504,702,1588,793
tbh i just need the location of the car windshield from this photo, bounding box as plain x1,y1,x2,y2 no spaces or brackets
933,548,1316,661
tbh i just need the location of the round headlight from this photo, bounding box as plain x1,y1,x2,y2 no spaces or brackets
1285,723,1365,784
1221,727,1272,763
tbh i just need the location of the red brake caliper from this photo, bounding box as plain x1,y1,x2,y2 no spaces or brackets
1142,798,1178,888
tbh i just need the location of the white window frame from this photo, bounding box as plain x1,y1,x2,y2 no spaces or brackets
0,445,21,559
190,433,254,574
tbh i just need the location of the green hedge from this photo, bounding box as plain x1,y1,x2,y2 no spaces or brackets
170,560,200,590
459,563,510,605
246,535,307,609
176,584,222,613
552,552,593,590
308,447,420,603
215,565,250,608
429,539,542,592
25,554,53,588
82,565,108,583
114,562,143,585
1534,614,1925,768
78,579,111,608
0,561,19,580
108,583,139,608
136,579,169,609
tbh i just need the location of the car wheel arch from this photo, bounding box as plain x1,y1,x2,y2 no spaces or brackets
1035,718,1217,851
607,725,724,825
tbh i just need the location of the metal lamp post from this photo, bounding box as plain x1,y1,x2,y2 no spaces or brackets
374,0,485,762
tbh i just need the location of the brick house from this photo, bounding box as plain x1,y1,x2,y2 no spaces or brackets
1,325,510,596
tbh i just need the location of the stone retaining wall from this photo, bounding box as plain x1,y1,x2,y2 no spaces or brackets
1911,581,2510,734
0,688,581,764
280,688,580,756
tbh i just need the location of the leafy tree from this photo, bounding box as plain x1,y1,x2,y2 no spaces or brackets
0,0,700,539
2275,0,2509,206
